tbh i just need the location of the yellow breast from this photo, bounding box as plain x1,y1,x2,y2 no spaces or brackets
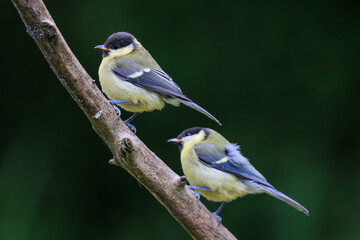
98,58,165,113
181,143,250,202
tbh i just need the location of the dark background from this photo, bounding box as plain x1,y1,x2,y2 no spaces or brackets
1,0,360,239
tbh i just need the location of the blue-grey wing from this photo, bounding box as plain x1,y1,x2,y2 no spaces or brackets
113,66,191,101
194,143,274,188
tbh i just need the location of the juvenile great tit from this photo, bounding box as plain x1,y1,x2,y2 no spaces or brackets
95,32,221,133
168,127,309,222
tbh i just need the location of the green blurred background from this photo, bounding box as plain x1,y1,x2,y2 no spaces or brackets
2,0,359,239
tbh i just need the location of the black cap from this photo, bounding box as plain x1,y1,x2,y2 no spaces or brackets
104,32,135,50
177,127,209,140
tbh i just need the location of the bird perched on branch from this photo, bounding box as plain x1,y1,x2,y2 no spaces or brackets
95,32,221,133
168,127,309,222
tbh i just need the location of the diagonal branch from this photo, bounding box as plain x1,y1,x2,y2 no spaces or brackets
11,0,237,239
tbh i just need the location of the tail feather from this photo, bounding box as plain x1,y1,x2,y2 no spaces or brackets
180,100,221,125
258,185,309,216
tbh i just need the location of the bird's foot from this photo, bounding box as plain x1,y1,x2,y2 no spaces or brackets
110,102,121,118
124,120,137,134
187,185,211,202
108,100,133,118
108,100,133,105
192,190,201,202
212,212,222,224
212,201,226,224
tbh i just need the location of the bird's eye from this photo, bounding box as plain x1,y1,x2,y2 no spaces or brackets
186,133,191,136
113,45,118,50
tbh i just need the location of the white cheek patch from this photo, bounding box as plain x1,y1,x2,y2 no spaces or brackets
183,130,206,147
109,44,134,57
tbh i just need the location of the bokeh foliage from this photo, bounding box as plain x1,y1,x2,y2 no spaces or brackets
1,0,359,239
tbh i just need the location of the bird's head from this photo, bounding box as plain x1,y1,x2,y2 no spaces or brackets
95,32,137,58
168,127,210,151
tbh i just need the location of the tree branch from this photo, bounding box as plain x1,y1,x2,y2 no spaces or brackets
11,0,237,239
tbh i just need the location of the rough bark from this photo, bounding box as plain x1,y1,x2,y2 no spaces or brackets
11,0,237,239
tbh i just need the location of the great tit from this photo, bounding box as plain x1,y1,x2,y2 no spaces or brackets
168,127,309,222
95,32,221,133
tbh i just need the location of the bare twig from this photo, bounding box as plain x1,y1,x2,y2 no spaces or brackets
11,0,237,239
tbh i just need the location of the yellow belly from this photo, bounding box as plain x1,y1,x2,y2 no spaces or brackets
98,60,165,113
181,152,250,202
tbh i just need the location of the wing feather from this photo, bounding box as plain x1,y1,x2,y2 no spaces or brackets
195,143,274,188
113,67,191,101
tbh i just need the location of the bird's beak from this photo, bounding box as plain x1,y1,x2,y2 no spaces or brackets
167,138,184,144
95,45,110,52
